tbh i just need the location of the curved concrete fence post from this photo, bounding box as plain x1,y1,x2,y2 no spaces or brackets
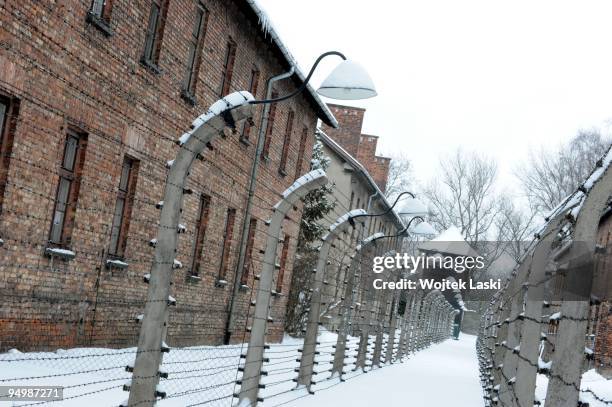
408,290,424,355
298,209,367,390
238,169,329,406
385,287,401,363
372,250,396,368
497,261,532,406
128,92,254,407
505,213,565,407
395,291,414,361
332,232,383,378
491,282,512,399
545,152,612,406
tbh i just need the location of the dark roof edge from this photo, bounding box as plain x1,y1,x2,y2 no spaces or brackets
241,0,338,128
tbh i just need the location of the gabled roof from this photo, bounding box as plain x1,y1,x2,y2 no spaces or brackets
317,130,404,230
239,0,338,128
418,226,479,257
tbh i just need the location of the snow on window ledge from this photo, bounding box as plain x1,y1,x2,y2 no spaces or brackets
215,279,228,288
45,247,76,260
187,274,201,283
106,258,129,270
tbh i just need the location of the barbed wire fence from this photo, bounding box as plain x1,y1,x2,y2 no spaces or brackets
477,146,612,407
0,61,459,406
0,153,457,407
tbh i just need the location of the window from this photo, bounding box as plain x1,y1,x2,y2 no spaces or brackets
278,110,294,175
219,39,237,97
89,0,114,24
49,131,87,247
276,235,290,293
191,194,211,276
240,217,257,285
183,1,208,99
241,68,260,142
356,197,361,210
294,126,309,179
0,96,18,213
108,156,139,257
142,0,169,67
261,90,278,160
349,191,354,211
218,208,237,280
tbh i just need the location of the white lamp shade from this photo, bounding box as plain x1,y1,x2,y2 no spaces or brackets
411,221,438,236
317,60,377,100
398,198,428,217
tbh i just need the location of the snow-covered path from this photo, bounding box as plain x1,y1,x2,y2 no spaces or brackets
291,334,483,407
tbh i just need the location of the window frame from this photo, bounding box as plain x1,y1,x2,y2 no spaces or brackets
190,194,211,276
240,68,260,143
218,207,237,281
142,0,169,69
219,38,237,97
108,156,139,258
278,109,294,176
261,90,278,160
0,95,18,214
240,217,257,285
48,130,88,248
182,1,209,101
294,126,309,180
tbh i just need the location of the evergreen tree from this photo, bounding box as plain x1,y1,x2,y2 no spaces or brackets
284,135,336,336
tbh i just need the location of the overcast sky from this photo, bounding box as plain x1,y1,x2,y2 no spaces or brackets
257,0,612,195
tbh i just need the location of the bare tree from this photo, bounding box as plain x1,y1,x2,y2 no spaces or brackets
385,153,412,201
423,149,505,275
424,149,499,241
515,130,611,213
496,199,538,263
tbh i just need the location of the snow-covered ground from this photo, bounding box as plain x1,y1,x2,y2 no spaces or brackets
0,329,363,407
289,334,483,407
7,332,611,406
535,369,612,406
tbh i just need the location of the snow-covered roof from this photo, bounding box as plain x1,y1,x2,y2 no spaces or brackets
317,129,405,230
418,226,479,257
241,0,338,128
432,226,465,242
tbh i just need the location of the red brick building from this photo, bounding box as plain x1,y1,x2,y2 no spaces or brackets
0,0,337,351
320,104,391,192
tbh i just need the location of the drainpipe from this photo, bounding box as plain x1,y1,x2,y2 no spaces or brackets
224,67,296,344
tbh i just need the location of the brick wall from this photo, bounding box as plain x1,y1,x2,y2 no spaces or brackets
321,104,391,192
593,214,612,375
0,0,322,350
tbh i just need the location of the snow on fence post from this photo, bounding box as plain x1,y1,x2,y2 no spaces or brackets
490,288,510,402
402,291,419,359
332,232,382,378
544,154,612,406
237,170,328,406
127,92,254,407
394,291,412,361
407,290,424,355
416,292,433,350
385,285,400,364
355,233,384,371
298,209,366,390
496,259,532,406
371,250,396,368
513,212,566,406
